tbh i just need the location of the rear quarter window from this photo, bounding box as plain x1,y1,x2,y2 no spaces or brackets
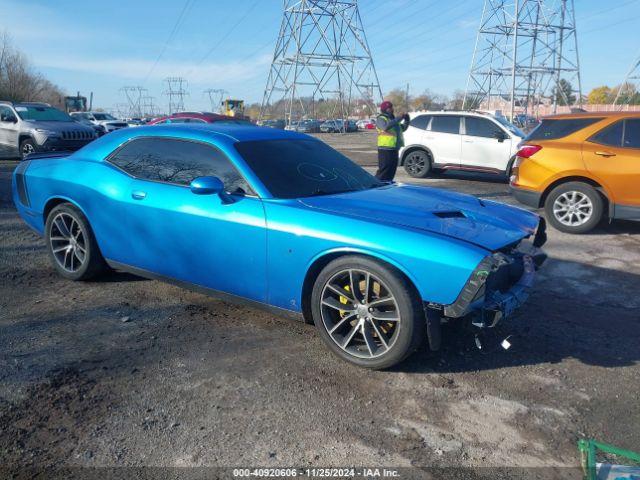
526,118,603,141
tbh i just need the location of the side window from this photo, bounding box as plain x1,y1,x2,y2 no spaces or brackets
430,116,460,134
465,117,504,138
410,115,431,130
623,119,640,148
108,138,253,194
188,118,207,123
527,118,603,141
590,121,623,147
0,106,16,122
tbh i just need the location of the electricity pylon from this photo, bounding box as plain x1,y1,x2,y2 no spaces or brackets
260,0,382,127
163,77,188,114
464,0,582,120
203,88,228,112
120,86,147,118
613,50,640,108
141,96,159,117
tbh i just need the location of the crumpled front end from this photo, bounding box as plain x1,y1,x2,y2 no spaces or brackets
424,218,547,350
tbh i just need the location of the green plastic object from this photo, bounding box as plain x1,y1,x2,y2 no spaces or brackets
578,439,640,480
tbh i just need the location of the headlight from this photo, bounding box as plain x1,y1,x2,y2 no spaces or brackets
35,128,60,137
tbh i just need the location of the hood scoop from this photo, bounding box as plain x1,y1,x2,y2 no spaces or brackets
433,211,466,219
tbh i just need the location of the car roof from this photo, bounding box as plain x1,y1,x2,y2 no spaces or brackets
79,123,312,159
409,110,500,118
542,111,640,120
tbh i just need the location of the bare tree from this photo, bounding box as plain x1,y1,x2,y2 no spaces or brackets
0,32,65,106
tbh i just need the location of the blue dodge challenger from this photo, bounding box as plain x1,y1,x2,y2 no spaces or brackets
12,124,547,369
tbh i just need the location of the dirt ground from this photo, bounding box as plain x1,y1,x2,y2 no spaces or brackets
1,131,639,478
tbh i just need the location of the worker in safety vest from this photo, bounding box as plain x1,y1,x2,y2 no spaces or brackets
375,101,410,181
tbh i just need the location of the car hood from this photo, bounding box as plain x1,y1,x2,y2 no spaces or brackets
299,184,539,251
26,120,95,132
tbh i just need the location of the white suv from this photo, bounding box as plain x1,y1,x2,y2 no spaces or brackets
399,111,525,178
70,111,129,133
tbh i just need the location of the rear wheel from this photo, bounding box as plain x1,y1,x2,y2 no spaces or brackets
311,256,425,369
45,203,107,280
544,182,603,234
403,150,431,178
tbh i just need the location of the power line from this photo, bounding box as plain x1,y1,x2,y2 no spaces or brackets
196,0,261,66
143,0,195,83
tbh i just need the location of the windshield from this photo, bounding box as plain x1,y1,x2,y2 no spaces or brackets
16,106,73,122
495,116,525,138
235,139,384,199
93,113,116,120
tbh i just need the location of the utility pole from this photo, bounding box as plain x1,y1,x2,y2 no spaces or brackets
261,0,382,128
464,0,582,120
163,77,188,114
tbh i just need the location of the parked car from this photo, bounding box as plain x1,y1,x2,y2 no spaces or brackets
399,111,526,178
295,119,322,133
0,101,96,159
514,113,540,132
12,124,546,369
284,121,299,131
510,112,640,234
357,119,375,130
126,118,145,127
70,115,107,137
320,119,358,133
70,111,129,133
260,119,286,129
148,112,253,126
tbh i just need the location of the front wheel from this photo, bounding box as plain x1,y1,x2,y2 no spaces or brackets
311,256,426,369
20,139,37,159
544,182,603,234
403,150,431,178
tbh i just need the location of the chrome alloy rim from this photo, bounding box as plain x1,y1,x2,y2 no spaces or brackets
553,191,593,226
49,212,87,272
320,269,401,359
22,143,35,155
405,152,427,175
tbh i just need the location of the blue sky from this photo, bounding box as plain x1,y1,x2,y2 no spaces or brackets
1,0,639,112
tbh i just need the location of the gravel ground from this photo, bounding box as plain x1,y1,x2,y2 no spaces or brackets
1,131,639,478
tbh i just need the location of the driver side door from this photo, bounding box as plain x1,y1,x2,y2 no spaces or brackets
107,137,268,302
0,106,19,157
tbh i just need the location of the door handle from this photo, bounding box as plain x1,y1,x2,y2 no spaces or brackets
463,139,473,143
131,190,147,200
595,151,616,157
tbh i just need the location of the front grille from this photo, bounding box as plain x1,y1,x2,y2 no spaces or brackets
61,130,93,140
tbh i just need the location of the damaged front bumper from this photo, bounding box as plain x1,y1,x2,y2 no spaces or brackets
424,219,547,350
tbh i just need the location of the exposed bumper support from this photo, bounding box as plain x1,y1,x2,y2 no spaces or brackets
441,218,547,327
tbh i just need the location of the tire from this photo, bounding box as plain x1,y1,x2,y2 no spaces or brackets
45,203,107,280
311,255,426,369
20,138,37,159
544,182,603,234
505,155,516,179
403,149,431,178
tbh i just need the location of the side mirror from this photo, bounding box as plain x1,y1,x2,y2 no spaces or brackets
494,130,508,143
190,176,224,195
1,114,17,123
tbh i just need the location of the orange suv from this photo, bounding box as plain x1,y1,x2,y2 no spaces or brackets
510,112,640,233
